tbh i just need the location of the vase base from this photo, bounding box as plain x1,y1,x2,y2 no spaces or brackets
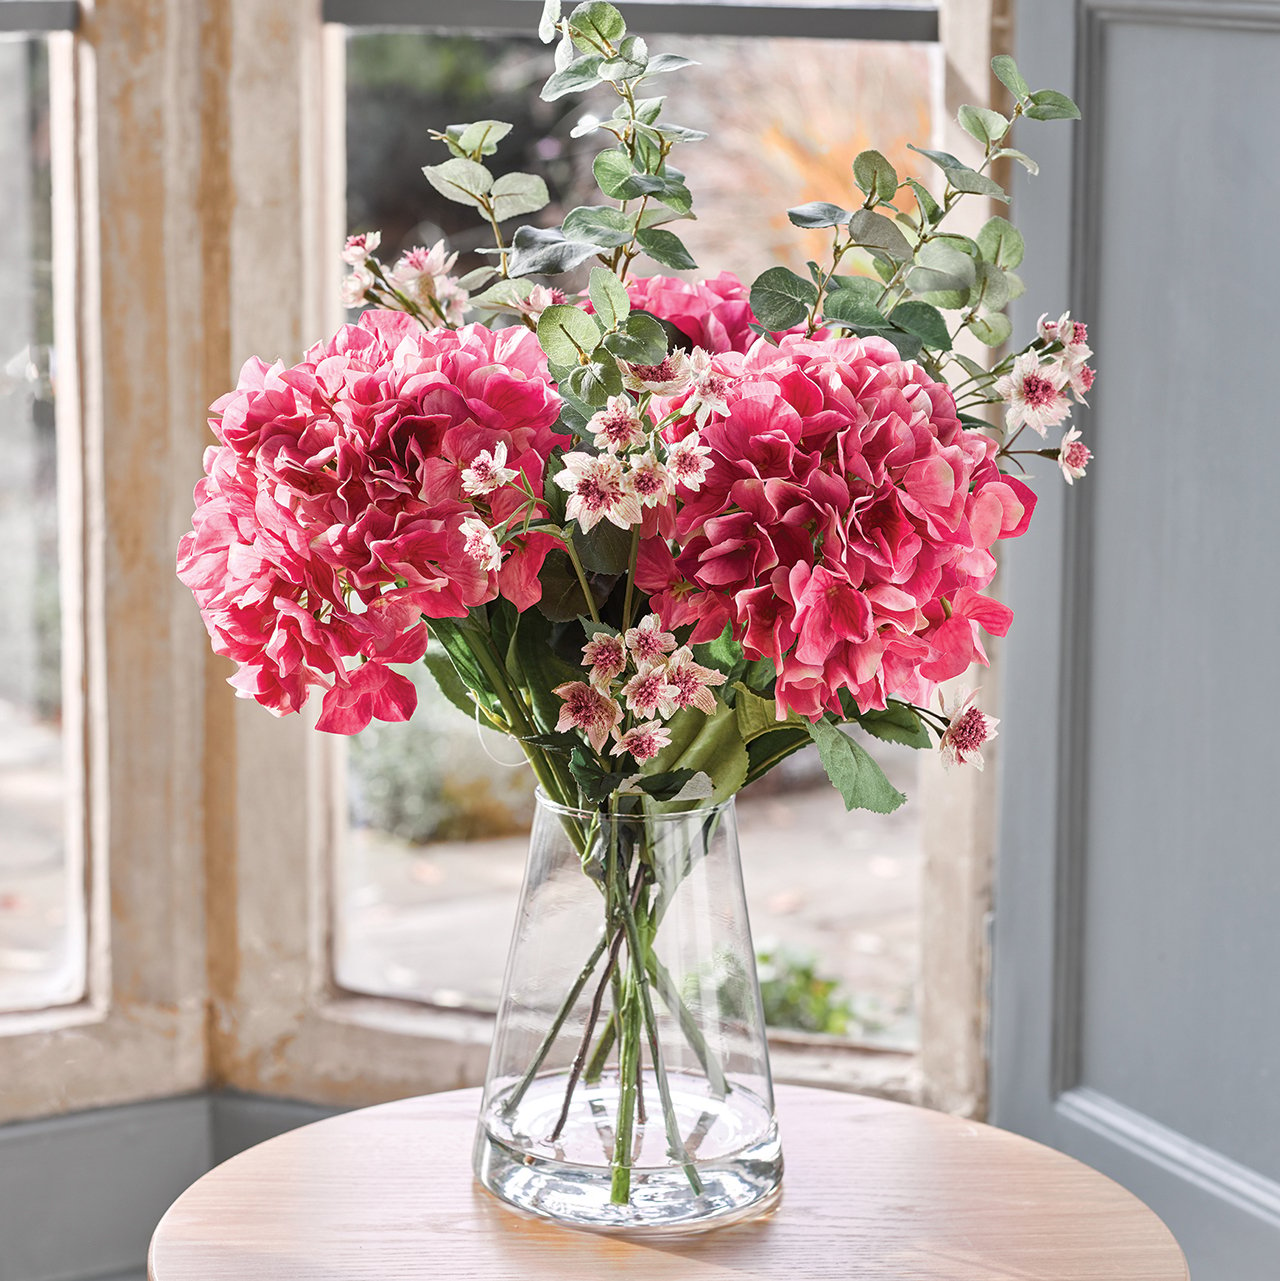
473,1072,783,1233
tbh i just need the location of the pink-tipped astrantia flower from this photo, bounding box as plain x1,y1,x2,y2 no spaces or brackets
552,681,623,753
1067,361,1095,404
460,516,504,570
664,432,714,492
461,441,519,497
619,665,681,720
553,451,643,532
611,720,672,762
620,351,693,396
1038,311,1092,367
389,242,469,326
342,231,381,265
582,631,627,691
1057,427,1092,485
624,614,677,665
683,347,734,427
938,688,999,770
588,396,648,453
995,351,1072,437
340,264,374,309
662,646,727,714
623,451,674,509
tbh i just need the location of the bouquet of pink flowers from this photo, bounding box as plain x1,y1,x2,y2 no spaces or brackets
177,0,1093,1218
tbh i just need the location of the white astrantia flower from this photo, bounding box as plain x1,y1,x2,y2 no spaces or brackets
994,351,1072,437
341,231,381,265
619,350,693,396
389,242,469,326
340,264,375,309
587,396,648,453
1037,310,1093,367
684,347,733,427
459,516,504,571
664,431,715,491
1057,426,1092,485
938,688,999,771
552,451,643,532
619,665,681,720
610,719,672,762
622,450,674,508
623,614,677,665
461,441,518,497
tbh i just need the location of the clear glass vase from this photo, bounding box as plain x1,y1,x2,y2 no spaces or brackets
473,791,782,1232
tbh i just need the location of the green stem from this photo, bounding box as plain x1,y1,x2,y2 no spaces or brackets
563,537,601,624
621,525,641,631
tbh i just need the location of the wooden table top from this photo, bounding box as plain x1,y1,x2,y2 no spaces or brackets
148,1084,1188,1280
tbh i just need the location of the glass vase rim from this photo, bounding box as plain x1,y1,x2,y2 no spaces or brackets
533,787,734,822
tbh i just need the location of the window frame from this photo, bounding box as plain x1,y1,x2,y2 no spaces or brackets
0,0,1001,1125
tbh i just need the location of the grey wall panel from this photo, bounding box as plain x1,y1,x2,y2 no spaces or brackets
1072,13,1280,1180
210,1092,338,1167
0,1097,210,1281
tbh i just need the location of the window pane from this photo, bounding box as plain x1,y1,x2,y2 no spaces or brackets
334,30,934,1049
0,37,81,1014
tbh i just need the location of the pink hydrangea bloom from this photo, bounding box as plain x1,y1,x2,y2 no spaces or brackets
177,314,566,733
636,333,1035,721
623,272,796,355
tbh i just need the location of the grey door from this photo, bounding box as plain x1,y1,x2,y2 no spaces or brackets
992,3,1280,1277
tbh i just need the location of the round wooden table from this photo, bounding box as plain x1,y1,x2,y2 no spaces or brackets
148,1084,1188,1280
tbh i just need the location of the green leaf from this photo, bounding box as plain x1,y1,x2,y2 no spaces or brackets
806,720,907,814
646,702,749,807
635,227,697,270
904,178,942,227
852,149,898,204
506,609,586,735
787,201,851,229
562,204,633,249
536,549,595,622
452,119,513,156
633,769,699,801
489,172,550,222
976,215,1024,270
993,147,1040,175
855,702,931,750
602,311,667,364
572,518,633,575
537,304,604,367
569,748,617,804
425,618,499,717
822,279,888,329
654,122,707,144
991,53,1030,99
592,148,653,200
968,311,1013,347
750,266,818,331
421,158,492,210
599,34,647,81
566,359,624,407
958,104,1010,146
539,0,562,42
847,209,914,261
506,225,604,276
906,144,1009,203
588,266,630,330
952,352,991,380
542,52,604,101
733,683,800,742
421,647,481,721
1026,88,1081,121
909,241,976,305
568,1,626,50
889,300,952,352
642,52,697,76
970,260,1011,312
693,625,746,685
469,277,535,313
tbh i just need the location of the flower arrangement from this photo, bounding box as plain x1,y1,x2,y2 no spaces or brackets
177,0,1093,1220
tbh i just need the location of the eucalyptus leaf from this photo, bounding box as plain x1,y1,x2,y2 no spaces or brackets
421,158,492,210
655,122,708,143
470,277,535,312
889,300,952,351
643,52,697,76
970,259,1011,312
506,225,604,276
968,311,1013,347
566,359,624,407
907,144,1009,203
993,147,1040,175
750,266,818,331
957,104,1010,146
977,215,1024,270
807,720,906,814
539,0,562,42
568,1,626,51
636,227,697,270
1026,88,1081,121
787,201,851,229
905,177,942,227
822,283,888,329
489,171,550,222
847,209,914,261
991,53,1029,99
456,266,498,290
588,266,630,330
600,36,648,81
542,52,604,101
453,119,513,156
537,304,604,366
563,204,633,249
602,312,667,364
852,149,898,204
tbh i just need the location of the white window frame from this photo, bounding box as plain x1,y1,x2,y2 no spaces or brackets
1,0,1003,1125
